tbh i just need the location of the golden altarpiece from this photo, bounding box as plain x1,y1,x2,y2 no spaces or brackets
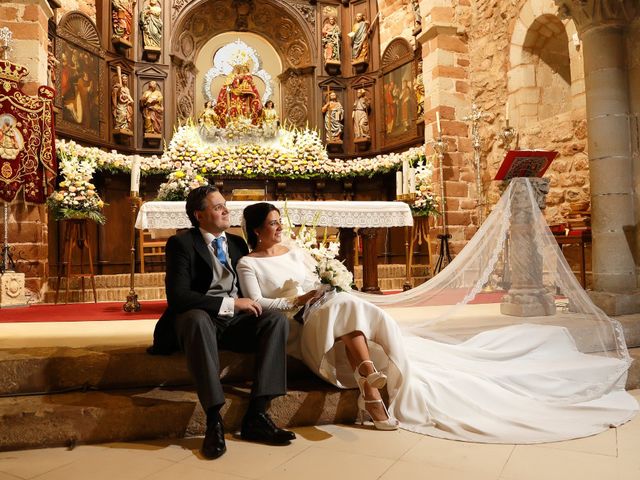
48,0,425,275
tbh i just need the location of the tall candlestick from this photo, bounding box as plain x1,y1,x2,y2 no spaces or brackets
130,157,141,193
409,167,416,194
436,111,442,135
402,160,410,195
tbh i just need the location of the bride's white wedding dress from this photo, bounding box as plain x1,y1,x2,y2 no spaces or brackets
236,249,638,443
236,179,638,443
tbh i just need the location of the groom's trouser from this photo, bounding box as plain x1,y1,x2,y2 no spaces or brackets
174,309,289,411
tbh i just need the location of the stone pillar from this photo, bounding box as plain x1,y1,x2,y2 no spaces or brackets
0,0,54,299
501,178,556,317
416,0,475,268
555,0,640,315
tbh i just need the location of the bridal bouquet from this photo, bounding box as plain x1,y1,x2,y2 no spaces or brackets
316,257,353,292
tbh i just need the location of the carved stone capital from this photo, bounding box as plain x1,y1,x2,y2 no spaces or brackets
555,0,639,34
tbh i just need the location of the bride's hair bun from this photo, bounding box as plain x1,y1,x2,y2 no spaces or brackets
242,202,280,249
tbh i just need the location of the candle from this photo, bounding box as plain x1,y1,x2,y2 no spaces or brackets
505,103,510,126
436,111,442,135
402,160,409,195
130,157,141,194
409,167,416,194
396,171,403,198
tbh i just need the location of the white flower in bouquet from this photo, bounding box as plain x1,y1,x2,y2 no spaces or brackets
316,258,353,292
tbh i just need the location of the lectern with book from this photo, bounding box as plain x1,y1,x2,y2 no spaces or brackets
494,150,557,182
495,150,559,317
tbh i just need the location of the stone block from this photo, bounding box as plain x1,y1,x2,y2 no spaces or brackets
444,180,468,197
455,80,469,93
433,65,467,79
586,68,634,114
589,155,633,194
435,35,468,53
0,273,26,308
0,7,18,20
588,290,640,316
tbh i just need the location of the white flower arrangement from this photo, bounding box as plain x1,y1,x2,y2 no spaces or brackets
411,154,439,217
157,166,209,201
47,144,106,224
56,132,426,183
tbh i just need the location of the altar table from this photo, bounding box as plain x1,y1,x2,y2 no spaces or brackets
136,201,413,292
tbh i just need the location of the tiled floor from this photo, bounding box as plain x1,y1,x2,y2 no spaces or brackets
1,389,639,480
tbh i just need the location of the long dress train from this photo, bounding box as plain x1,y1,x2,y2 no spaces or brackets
237,247,638,444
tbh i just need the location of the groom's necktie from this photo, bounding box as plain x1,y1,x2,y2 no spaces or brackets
213,236,229,269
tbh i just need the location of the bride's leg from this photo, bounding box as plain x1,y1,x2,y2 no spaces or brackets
340,331,390,422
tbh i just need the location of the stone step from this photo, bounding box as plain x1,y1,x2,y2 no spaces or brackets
0,380,359,452
354,276,429,291
0,346,309,397
42,286,166,304
47,273,166,290
353,264,430,280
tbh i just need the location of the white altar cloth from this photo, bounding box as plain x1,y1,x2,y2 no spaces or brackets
135,201,413,230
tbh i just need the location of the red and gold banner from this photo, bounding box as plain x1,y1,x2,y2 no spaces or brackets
0,59,57,203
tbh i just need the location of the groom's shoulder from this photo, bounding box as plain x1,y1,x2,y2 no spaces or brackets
227,232,249,252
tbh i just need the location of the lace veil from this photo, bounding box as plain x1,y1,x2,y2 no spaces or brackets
351,178,631,402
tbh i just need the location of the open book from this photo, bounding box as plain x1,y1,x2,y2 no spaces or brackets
494,150,558,180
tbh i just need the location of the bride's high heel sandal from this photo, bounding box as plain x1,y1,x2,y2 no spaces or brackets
356,394,399,431
353,360,387,390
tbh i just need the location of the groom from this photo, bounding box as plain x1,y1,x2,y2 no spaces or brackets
150,185,294,459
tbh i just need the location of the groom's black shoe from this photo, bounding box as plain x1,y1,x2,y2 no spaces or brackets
201,415,226,459
241,412,296,445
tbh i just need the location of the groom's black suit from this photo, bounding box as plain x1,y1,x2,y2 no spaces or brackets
150,227,289,411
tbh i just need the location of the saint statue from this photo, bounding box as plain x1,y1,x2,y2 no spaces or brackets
415,61,425,120
321,91,344,143
322,16,341,66
213,62,263,127
411,0,422,29
140,0,162,50
261,99,279,137
140,80,164,135
348,13,369,65
112,73,134,133
0,117,24,160
198,101,220,128
352,89,371,140
112,0,133,44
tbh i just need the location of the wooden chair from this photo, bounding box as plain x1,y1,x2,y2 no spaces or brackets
138,228,175,273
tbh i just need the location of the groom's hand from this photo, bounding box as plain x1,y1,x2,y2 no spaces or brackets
234,298,263,316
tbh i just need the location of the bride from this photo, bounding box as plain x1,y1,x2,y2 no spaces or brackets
236,200,639,443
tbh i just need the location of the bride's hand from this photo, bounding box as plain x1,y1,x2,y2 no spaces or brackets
296,289,321,306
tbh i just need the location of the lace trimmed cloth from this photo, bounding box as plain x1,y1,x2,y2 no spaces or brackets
135,200,413,230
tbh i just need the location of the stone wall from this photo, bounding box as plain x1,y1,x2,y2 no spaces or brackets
58,0,96,23
378,0,417,52
0,0,52,96
463,0,588,227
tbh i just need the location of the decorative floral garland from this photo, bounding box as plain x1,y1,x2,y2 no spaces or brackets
54,129,433,208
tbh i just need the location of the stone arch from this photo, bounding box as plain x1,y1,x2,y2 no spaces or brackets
508,0,584,127
169,0,317,123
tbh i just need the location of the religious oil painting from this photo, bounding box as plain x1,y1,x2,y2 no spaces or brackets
383,62,415,138
57,39,101,136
